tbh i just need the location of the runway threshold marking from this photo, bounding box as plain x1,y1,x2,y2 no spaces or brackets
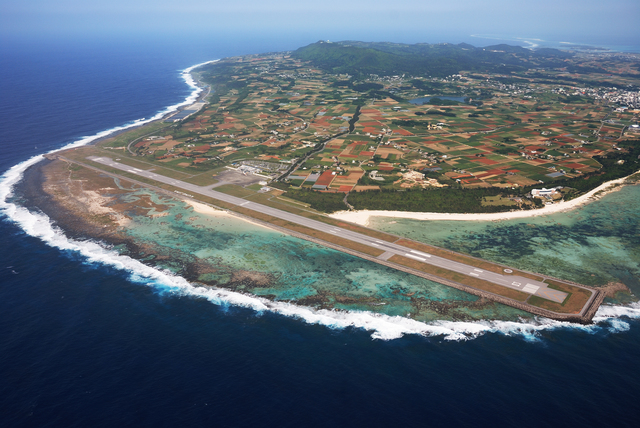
469,272,480,276
410,250,431,258
522,284,540,294
405,253,427,262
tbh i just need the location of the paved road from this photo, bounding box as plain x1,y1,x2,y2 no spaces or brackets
88,156,568,303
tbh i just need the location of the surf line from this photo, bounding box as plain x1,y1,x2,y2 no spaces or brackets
0,60,633,341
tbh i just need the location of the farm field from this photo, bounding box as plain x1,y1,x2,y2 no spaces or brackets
90,42,640,213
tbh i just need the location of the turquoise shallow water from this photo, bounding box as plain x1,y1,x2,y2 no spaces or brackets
112,187,529,321
369,183,640,298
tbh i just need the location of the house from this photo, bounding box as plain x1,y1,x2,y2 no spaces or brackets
531,188,558,198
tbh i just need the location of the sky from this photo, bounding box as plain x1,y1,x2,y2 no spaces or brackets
1,0,639,49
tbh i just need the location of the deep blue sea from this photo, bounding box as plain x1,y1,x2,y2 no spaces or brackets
1,36,640,427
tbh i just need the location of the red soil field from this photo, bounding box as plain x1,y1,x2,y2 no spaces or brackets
486,168,504,175
315,171,336,186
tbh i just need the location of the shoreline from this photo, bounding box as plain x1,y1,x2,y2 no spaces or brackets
329,171,639,226
19,158,525,324
92,61,216,147
3,58,635,333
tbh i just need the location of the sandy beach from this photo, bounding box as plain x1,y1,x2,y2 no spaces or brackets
329,172,639,226
185,200,233,217
184,199,281,231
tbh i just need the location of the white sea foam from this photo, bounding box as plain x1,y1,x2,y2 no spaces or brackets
1,61,639,342
594,302,640,321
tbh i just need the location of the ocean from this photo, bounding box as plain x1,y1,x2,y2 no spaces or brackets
1,36,640,427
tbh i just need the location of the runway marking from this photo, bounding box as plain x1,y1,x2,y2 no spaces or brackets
370,243,379,247
474,269,483,273
375,241,384,244
405,253,427,262
512,282,521,287
240,201,251,206
469,272,480,276
410,250,431,258
522,284,540,294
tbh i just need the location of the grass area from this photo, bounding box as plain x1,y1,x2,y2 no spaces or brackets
389,255,530,301
245,193,313,215
101,122,169,148
182,172,221,186
275,196,312,208
212,184,256,198
527,280,594,314
481,196,517,207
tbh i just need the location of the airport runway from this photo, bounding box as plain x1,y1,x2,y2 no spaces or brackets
88,156,568,303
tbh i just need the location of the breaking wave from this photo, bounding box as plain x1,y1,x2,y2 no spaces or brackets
1,62,638,342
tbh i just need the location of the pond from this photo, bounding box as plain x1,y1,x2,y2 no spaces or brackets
409,95,467,105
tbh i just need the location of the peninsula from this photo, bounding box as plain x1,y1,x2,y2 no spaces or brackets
23,41,640,323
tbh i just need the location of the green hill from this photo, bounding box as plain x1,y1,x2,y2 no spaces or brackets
292,41,573,77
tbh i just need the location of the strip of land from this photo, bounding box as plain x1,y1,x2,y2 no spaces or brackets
52,153,604,322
